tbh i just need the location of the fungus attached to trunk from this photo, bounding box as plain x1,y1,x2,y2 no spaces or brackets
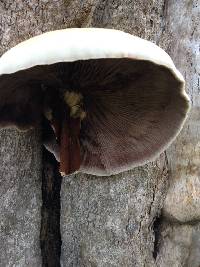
0,28,190,176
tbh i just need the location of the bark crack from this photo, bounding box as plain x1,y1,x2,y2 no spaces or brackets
40,148,62,267
152,215,162,260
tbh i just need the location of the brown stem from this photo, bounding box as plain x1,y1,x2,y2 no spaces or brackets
69,118,81,173
59,117,70,175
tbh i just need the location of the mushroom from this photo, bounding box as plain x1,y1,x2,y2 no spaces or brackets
0,28,190,176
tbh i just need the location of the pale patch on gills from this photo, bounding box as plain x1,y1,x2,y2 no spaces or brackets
44,108,53,121
64,91,86,120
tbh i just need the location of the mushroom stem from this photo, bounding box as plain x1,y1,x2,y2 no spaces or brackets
59,111,81,176
69,117,81,173
59,116,70,176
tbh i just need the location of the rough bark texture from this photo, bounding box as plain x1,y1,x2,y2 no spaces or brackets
0,129,41,266
0,0,199,266
155,1,200,266
61,158,168,267
162,0,200,223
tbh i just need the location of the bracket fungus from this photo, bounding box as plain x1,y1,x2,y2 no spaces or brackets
0,28,190,176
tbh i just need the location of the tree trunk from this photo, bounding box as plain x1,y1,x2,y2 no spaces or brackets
0,0,199,266
156,1,200,266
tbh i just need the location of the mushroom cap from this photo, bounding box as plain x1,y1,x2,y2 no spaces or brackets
0,28,190,176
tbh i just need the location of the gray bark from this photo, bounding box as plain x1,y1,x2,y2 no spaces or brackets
156,1,200,266
61,159,168,267
0,129,41,266
0,0,199,266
